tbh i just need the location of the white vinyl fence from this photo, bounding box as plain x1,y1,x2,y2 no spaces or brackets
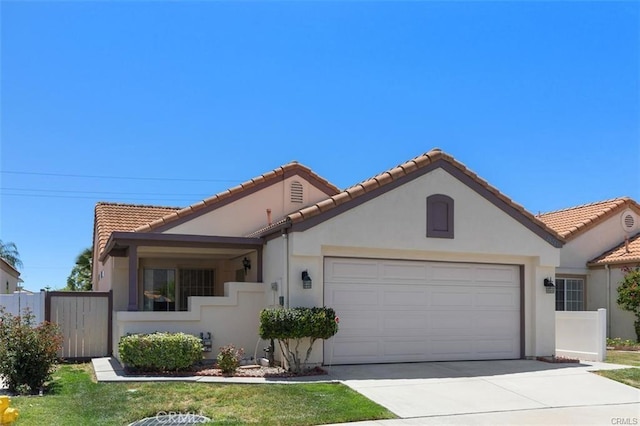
0,291,46,324
556,308,607,362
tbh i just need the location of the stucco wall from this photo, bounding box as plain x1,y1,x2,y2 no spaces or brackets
589,267,636,340
163,176,330,237
113,282,267,361
558,209,640,275
0,262,20,294
263,167,560,362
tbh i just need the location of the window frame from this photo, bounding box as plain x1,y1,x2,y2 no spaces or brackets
555,276,586,311
426,194,454,238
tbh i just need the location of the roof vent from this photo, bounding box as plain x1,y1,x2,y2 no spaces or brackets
621,209,637,233
290,181,303,204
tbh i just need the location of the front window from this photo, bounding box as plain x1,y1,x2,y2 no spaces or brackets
143,269,176,311
555,277,585,311
179,269,215,311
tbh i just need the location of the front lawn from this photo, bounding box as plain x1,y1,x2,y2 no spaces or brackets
606,350,640,366
596,368,640,389
597,350,640,390
10,364,396,425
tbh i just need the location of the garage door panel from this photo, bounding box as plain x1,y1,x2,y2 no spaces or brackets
328,260,379,282
476,339,517,356
383,339,427,357
382,289,427,306
431,290,474,307
475,266,516,283
381,263,428,281
475,291,518,308
331,338,379,358
429,338,474,356
324,258,520,364
430,264,475,281
329,288,378,307
383,313,428,334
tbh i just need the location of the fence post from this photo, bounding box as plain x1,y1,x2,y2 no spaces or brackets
597,308,607,362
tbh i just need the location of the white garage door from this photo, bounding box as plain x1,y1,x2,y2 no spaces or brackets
324,258,521,364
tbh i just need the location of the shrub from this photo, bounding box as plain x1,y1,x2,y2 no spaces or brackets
259,307,338,374
0,308,63,394
616,267,640,342
216,344,244,375
118,332,202,372
607,337,640,349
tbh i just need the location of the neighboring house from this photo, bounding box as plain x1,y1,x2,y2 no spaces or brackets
538,198,640,340
0,257,21,294
93,149,564,364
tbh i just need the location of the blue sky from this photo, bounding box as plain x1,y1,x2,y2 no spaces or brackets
1,1,638,292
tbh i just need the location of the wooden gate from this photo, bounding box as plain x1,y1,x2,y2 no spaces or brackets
45,291,112,359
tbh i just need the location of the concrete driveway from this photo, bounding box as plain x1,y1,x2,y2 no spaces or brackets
325,360,640,425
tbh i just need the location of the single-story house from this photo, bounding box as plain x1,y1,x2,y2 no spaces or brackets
538,198,640,340
1,258,21,294
92,148,565,364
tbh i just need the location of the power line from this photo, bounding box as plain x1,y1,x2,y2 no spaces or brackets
1,170,242,183
1,187,211,197
1,193,192,202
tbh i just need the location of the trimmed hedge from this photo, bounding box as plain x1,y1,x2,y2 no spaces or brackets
119,332,202,372
259,307,338,373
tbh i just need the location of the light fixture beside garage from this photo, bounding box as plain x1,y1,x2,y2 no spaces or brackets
544,278,555,294
301,270,312,289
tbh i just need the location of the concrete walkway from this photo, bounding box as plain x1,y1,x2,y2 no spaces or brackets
91,358,639,425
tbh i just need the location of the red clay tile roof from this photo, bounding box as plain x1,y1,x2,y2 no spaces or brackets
588,233,640,266
94,202,181,257
133,162,339,233
250,148,563,246
537,197,640,241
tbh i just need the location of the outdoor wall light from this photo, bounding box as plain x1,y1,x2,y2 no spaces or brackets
544,278,555,294
242,257,251,275
302,270,312,289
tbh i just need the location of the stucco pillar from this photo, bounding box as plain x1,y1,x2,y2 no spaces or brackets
127,245,138,311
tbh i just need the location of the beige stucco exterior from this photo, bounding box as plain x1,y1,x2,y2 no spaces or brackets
97,156,565,365
263,168,561,361
164,176,330,237
588,266,636,340
0,258,20,294
555,208,640,340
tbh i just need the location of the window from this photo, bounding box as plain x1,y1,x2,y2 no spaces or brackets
143,269,176,311
290,181,304,203
555,277,585,311
179,269,215,311
426,194,454,238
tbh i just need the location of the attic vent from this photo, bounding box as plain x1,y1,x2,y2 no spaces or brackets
290,181,303,203
623,213,635,230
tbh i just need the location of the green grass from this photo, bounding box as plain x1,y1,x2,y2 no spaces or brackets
10,364,396,425
596,368,640,389
598,350,640,390
606,350,640,366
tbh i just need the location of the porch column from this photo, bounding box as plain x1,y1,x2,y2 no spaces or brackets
127,244,138,311
257,247,263,283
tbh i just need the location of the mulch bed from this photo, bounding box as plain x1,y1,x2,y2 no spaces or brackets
123,363,328,378
536,356,580,364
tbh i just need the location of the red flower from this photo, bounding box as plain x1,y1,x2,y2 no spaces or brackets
335,317,340,324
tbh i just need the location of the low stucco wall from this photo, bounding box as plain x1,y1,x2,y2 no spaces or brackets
113,282,267,361
556,309,606,362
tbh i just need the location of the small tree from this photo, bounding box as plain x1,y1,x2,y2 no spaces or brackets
259,307,338,374
616,266,640,342
0,308,63,394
